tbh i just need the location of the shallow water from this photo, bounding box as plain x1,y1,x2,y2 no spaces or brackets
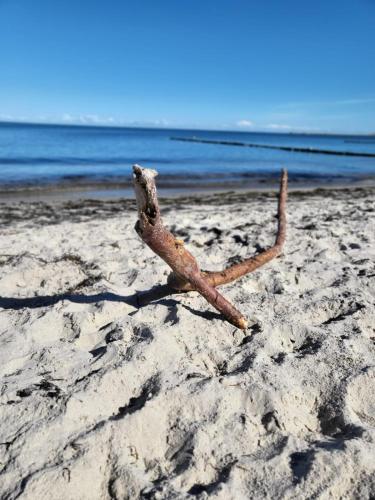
0,122,374,188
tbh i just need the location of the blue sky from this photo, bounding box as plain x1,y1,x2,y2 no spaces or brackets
0,0,374,133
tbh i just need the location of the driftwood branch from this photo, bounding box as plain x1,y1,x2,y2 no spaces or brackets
168,169,287,290
133,165,247,329
133,165,288,329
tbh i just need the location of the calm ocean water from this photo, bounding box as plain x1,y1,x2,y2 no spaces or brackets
0,122,374,190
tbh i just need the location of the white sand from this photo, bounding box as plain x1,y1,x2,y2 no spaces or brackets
0,188,374,499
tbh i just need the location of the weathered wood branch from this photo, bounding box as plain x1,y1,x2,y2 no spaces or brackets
133,165,247,329
133,164,287,329
168,169,287,291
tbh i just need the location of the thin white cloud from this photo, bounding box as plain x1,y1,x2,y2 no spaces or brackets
265,123,322,133
0,114,33,123
276,98,375,110
267,123,293,130
129,119,170,127
0,114,14,121
59,115,171,127
61,114,117,125
61,113,74,122
0,113,173,128
236,119,254,128
334,98,375,105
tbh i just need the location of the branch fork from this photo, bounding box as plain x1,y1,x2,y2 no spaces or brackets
133,165,287,330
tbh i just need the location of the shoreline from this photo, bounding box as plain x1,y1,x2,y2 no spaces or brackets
1,184,374,227
1,174,375,203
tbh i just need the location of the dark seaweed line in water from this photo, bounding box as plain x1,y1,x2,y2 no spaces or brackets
170,137,375,158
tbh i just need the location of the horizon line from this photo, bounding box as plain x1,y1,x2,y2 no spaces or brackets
0,119,374,137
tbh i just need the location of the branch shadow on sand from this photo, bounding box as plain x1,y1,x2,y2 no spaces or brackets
0,284,225,323
0,284,173,310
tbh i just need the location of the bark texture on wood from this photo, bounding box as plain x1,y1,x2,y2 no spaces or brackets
133,165,247,329
133,164,287,330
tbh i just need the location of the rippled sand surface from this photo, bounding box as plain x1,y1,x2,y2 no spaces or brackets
0,188,374,499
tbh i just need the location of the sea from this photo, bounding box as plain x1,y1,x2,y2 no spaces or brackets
0,122,374,195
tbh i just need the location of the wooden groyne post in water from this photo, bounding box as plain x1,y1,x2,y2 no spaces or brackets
170,136,375,158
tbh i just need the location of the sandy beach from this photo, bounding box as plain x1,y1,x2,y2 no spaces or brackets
0,186,375,499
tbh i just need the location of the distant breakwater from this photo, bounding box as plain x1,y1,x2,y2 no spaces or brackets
170,136,375,158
